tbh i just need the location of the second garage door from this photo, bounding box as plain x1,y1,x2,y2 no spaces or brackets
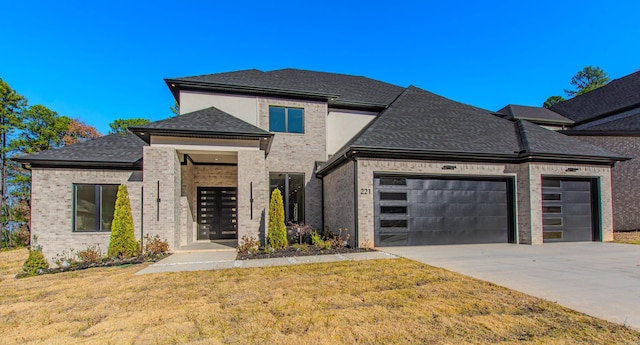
374,176,514,246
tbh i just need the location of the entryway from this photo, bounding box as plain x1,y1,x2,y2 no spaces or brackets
197,187,238,240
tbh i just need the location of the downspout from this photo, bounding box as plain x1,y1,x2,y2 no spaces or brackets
140,186,144,248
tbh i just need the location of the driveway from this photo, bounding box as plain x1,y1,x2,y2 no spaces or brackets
383,242,640,330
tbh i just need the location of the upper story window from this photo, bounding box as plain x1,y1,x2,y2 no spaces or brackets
269,106,304,133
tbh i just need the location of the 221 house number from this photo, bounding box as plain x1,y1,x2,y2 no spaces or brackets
360,188,371,195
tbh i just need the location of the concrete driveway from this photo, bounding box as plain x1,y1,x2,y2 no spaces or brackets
383,242,640,330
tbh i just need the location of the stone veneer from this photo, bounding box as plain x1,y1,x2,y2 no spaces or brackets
350,158,613,247
30,168,142,262
570,136,640,230
323,160,355,245
258,98,327,230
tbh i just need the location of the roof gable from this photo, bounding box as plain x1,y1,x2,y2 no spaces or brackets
497,104,574,125
131,106,270,137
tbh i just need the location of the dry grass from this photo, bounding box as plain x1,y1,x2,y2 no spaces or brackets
615,230,640,244
1,249,639,344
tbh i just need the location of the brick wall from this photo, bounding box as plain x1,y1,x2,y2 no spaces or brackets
571,136,640,230
30,168,142,263
323,160,355,245
237,150,268,243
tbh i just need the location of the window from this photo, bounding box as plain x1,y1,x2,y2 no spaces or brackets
269,106,304,133
269,173,305,223
74,184,119,232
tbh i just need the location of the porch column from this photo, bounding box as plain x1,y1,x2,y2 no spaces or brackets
143,146,182,250
237,150,267,244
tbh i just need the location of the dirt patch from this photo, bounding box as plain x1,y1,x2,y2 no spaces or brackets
237,245,372,260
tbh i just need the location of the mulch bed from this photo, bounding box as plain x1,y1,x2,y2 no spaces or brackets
237,246,373,260
16,253,171,278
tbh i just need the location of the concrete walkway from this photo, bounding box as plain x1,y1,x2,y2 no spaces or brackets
135,250,397,275
383,242,640,330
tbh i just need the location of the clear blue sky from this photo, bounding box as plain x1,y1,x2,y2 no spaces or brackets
2,1,639,134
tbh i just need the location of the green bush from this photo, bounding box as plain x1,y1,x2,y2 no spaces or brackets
267,189,287,250
142,234,169,256
23,248,49,276
107,185,138,258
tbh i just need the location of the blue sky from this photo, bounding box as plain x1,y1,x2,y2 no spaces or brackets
2,1,639,134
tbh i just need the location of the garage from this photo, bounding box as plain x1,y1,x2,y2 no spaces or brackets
541,177,599,242
374,175,515,246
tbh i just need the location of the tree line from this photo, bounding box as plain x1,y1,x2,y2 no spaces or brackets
0,78,172,249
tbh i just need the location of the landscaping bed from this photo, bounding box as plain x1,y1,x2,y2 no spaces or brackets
237,245,372,260
614,230,640,244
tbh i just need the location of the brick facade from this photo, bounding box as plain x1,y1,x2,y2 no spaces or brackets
30,168,143,262
571,136,640,230
323,160,355,245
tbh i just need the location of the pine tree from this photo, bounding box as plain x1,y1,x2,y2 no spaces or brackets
107,185,138,258
267,189,287,249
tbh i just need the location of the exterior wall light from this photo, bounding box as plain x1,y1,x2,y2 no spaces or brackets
566,167,579,172
442,165,457,170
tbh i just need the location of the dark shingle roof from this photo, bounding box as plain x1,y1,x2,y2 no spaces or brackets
497,104,574,125
131,106,270,136
168,68,405,107
350,86,522,156
14,132,147,167
318,86,627,175
516,120,623,158
550,70,640,124
563,112,640,134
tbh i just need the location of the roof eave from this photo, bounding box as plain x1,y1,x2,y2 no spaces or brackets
560,130,640,137
165,79,339,100
18,159,143,170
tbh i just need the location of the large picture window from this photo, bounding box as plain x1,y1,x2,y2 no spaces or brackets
269,173,305,223
269,106,304,133
74,184,119,232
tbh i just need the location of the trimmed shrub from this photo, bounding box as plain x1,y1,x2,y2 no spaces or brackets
107,185,138,258
142,234,169,256
267,189,287,249
23,248,49,276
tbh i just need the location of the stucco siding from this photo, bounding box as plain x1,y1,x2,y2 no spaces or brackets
570,136,640,230
326,109,377,156
179,90,258,126
30,168,142,263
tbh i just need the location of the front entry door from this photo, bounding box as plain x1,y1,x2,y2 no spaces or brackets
197,187,237,240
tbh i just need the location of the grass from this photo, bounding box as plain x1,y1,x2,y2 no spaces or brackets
1,249,639,344
614,230,640,244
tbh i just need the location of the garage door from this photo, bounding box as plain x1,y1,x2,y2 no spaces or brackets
541,178,598,242
374,176,514,246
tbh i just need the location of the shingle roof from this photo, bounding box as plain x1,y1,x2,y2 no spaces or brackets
318,86,627,175
14,132,147,167
563,112,640,134
497,104,574,125
350,86,522,156
516,119,622,158
550,70,640,124
168,68,405,107
131,106,270,136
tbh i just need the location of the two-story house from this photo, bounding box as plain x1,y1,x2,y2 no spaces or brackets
17,69,627,261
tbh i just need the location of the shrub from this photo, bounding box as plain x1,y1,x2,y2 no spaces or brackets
142,234,169,256
287,222,314,245
311,230,331,250
52,248,79,268
267,189,287,250
23,248,49,276
77,245,102,263
237,235,260,254
107,185,138,258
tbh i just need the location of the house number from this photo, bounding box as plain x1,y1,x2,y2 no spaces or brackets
360,188,371,195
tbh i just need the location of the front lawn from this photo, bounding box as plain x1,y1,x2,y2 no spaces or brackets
615,230,640,244
1,249,638,344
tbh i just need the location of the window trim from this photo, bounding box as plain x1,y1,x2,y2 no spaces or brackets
72,184,120,232
269,106,305,134
269,172,305,223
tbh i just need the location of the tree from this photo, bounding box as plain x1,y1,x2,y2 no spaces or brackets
0,78,26,249
8,104,72,244
170,100,179,116
108,118,149,134
543,95,566,108
564,66,610,97
267,189,287,249
62,119,101,145
107,185,138,258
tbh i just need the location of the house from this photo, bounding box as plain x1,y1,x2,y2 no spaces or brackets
15,69,628,260
498,71,640,231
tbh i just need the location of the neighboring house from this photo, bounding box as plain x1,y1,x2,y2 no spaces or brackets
498,71,640,231
16,69,628,260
